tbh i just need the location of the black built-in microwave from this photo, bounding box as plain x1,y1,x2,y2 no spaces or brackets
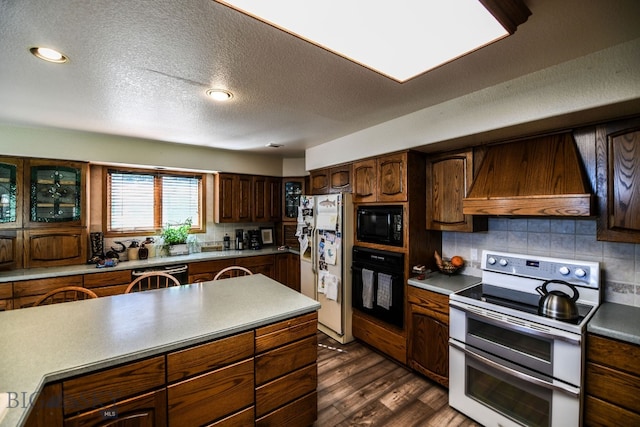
356,205,403,246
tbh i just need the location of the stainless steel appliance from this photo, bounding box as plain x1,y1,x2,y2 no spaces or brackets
351,246,404,328
299,193,354,343
356,205,403,247
132,264,189,284
449,250,601,427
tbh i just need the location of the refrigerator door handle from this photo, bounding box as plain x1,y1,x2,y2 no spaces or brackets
310,227,318,300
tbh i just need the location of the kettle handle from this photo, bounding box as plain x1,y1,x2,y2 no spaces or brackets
539,279,579,302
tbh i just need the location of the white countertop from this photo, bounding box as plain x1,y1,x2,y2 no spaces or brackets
408,272,481,295
0,274,319,427
0,247,294,283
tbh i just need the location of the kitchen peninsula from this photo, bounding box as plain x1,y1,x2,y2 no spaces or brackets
0,274,320,427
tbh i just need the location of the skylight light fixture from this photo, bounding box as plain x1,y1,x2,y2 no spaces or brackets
206,89,234,101
30,47,68,63
215,0,530,82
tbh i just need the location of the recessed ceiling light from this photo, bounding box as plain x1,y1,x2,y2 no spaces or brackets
265,142,283,148
216,0,530,82
206,89,234,101
30,47,68,63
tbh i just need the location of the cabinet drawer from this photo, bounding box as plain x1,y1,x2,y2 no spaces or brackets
255,364,317,417
189,259,236,275
256,335,317,385
83,270,132,288
207,406,254,427
255,312,317,353
407,286,449,315
63,356,165,415
238,254,274,268
588,334,640,376
585,395,640,427
14,275,83,308
167,331,254,383
168,358,254,426
64,389,167,427
352,311,406,364
586,362,640,413
256,391,317,427
0,282,11,299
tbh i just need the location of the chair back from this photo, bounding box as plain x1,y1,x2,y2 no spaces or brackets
125,271,181,293
34,286,98,306
213,266,254,280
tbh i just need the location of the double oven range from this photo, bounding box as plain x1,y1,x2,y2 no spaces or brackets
449,250,601,427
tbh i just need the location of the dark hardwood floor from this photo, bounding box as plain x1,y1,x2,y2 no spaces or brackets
315,332,480,427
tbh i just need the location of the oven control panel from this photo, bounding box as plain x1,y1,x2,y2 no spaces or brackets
482,250,600,288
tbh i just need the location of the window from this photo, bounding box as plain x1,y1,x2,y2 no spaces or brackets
105,168,204,235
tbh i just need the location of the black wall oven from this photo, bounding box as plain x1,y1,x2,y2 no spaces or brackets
351,246,404,328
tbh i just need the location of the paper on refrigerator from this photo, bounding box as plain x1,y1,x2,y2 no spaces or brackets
315,194,338,230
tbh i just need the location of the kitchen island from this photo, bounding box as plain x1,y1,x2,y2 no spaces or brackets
0,274,320,427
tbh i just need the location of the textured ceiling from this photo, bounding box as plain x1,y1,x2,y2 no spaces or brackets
1,0,639,157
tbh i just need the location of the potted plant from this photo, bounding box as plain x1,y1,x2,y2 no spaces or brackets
161,218,192,256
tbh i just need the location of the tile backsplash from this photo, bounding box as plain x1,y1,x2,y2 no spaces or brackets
442,218,640,307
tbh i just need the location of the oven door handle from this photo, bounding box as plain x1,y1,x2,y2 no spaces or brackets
450,340,580,397
450,301,580,344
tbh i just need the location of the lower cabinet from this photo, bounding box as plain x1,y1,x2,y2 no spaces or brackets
352,310,407,364
187,258,236,283
275,252,301,292
13,274,84,308
237,254,275,278
83,269,132,297
255,312,318,426
23,312,318,427
585,333,640,426
407,286,450,387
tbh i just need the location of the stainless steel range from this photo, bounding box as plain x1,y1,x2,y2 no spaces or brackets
449,250,601,427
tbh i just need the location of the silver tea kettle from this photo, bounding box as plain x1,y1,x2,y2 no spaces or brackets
535,279,580,320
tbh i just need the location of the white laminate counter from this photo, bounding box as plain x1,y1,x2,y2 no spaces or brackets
0,274,319,427
407,272,481,295
0,247,297,283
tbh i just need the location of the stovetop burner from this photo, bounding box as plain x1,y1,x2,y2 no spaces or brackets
456,283,593,326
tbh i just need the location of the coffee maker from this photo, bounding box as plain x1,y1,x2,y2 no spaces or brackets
235,229,244,250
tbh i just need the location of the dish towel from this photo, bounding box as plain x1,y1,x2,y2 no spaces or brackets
362,268,374,309
377,273,392,310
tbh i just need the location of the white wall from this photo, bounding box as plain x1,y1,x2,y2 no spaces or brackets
306,38,640,170
0,124,284,176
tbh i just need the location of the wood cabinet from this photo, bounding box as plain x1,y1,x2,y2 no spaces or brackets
167,331,255,426
0,156,23,230
352,310,406,364
83,269,132,297
308,163,352,195
13,274,84,308
407,286,450,387
254,312,318,426
0,281,12,311
253,175,281,222
282,177,305,221
24,311,317,426
188,258,236,283
63,356,166,426
275,252,300,292
352,151,420,203
596,116,640,243
23,227,87,268
0,229,22,270
426,149,487,232
215,173,253,223
236,254,275,278
585,333,640,426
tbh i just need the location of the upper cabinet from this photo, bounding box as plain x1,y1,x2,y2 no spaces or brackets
426,149,487,232
282,177,305,222
596,116,640,243
215,173,253,223
253,175,281,223
309,164,352,195
24,159,87,228
0,156,23,230
353,151,414,203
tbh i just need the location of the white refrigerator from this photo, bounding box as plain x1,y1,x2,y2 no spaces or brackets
297,193,354,344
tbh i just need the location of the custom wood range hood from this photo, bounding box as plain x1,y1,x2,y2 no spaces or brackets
462,133,594,216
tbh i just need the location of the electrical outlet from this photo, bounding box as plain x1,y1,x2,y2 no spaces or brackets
470,248,478,261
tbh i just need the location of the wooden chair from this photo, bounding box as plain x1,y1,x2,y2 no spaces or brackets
124,271,181,293
34,286,98,306
213,266,254,280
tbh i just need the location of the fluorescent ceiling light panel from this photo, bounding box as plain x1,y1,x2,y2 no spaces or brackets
217,0,509,82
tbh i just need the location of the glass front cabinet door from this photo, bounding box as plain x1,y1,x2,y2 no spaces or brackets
283,178,304,221
0,157,22,229
25,159,87,227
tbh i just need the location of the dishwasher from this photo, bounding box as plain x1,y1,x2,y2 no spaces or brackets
131,264,189,285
